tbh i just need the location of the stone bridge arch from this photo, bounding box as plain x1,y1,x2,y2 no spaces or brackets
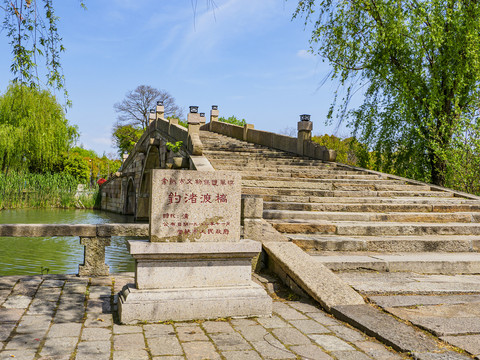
124,177,136,215
136,144,161,220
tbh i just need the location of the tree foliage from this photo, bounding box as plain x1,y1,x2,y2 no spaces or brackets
111,123,143,157
0,83,78,173
218,115,246,127
1,0,85,102
114,85,184,130
295,0,480,186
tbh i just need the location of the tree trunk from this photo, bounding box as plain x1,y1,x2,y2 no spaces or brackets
430,150,446,187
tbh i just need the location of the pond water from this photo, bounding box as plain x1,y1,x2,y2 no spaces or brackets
0,209,143,276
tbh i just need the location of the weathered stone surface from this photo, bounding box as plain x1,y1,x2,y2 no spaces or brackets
0,224,96,237
370,294,480,308
409,316,480,336
290,344,333,359
241,195,263,219
78,236,111,276
272,327,311,345
0,308,24,323
332,304,438,353
263,242,365,311
149,170,241,242
182,341,221,360
412,351,472,360
76,340,111,360
290,319,330,334
129,240,262,289
118,283,272,323
309,335,355,351
243,218,289,243
441,335,480,356
97,223,148,237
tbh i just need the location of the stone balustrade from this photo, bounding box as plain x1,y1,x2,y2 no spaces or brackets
0,223,149,276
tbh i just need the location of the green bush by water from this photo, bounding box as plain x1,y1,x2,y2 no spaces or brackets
0,172,100,210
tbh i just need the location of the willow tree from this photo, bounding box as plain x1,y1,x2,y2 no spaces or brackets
1,0,85,102
295,0,480,186
0,83,78,173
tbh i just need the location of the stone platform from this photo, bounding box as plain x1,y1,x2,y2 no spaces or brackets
0,272,403,360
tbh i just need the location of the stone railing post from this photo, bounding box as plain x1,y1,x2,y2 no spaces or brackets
297,114,313,156
243,124,254,141
209,105,219,131
78,236,111,276
156,100,165,120
148,109,156,126
187,106,203,155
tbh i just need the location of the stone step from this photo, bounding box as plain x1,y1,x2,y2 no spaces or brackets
269,220,480,236
263,209,480,223
309,252,480,274
243,187,453,198
262,196,472,204
242,180,428,192
241,173,384,180
214,165,361,175
288,234,480,252
209,159,328,168
203,151,300,158
263,201,480,213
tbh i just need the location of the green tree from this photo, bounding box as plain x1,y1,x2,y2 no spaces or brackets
0,83,78,173
218,115,246,127
295,0,480,186
1,0,86,102
62,152,89,183
312,134,371,168
111,123,143,157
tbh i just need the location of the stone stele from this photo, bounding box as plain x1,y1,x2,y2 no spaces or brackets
118,169,272,323
149,170,241,242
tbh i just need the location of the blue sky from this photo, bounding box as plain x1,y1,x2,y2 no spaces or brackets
0,0,351,157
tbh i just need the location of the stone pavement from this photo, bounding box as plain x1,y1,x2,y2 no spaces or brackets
339,271,480,359
0,272,406,360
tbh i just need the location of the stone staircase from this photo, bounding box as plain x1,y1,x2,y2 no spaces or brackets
200,130,480,274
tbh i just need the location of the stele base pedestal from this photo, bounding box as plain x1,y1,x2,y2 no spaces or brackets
118,239,272,324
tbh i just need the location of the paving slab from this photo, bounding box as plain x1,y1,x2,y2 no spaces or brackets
370,294,480,308
221,349,262,360
332,304,438,352
440,334,480,357
289,344,333,359
76,340,111,360
147,336,183,356
182,341,220,360
412,351,473,360
0,272,407,360
272,327,311,345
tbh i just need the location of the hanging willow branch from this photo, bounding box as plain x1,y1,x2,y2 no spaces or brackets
1,0,86,105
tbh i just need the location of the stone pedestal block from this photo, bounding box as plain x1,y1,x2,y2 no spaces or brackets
118,240,272,324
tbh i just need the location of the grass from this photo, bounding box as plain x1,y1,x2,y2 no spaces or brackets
0,171,100,210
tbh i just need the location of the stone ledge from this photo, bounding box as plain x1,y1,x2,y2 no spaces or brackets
118,283,272,324
128,239,261,260
0,224,97,237
262,241,364,312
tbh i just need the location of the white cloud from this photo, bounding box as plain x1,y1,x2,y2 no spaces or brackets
146,0,281,71
297,49,314,59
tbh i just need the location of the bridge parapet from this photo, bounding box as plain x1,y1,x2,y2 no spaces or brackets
101,104,213,218
203,114,336,162
0,223,149,276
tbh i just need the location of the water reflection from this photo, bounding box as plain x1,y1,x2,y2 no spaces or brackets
0,209,142,276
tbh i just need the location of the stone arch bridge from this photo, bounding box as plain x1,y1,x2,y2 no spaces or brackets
100,105,335,220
